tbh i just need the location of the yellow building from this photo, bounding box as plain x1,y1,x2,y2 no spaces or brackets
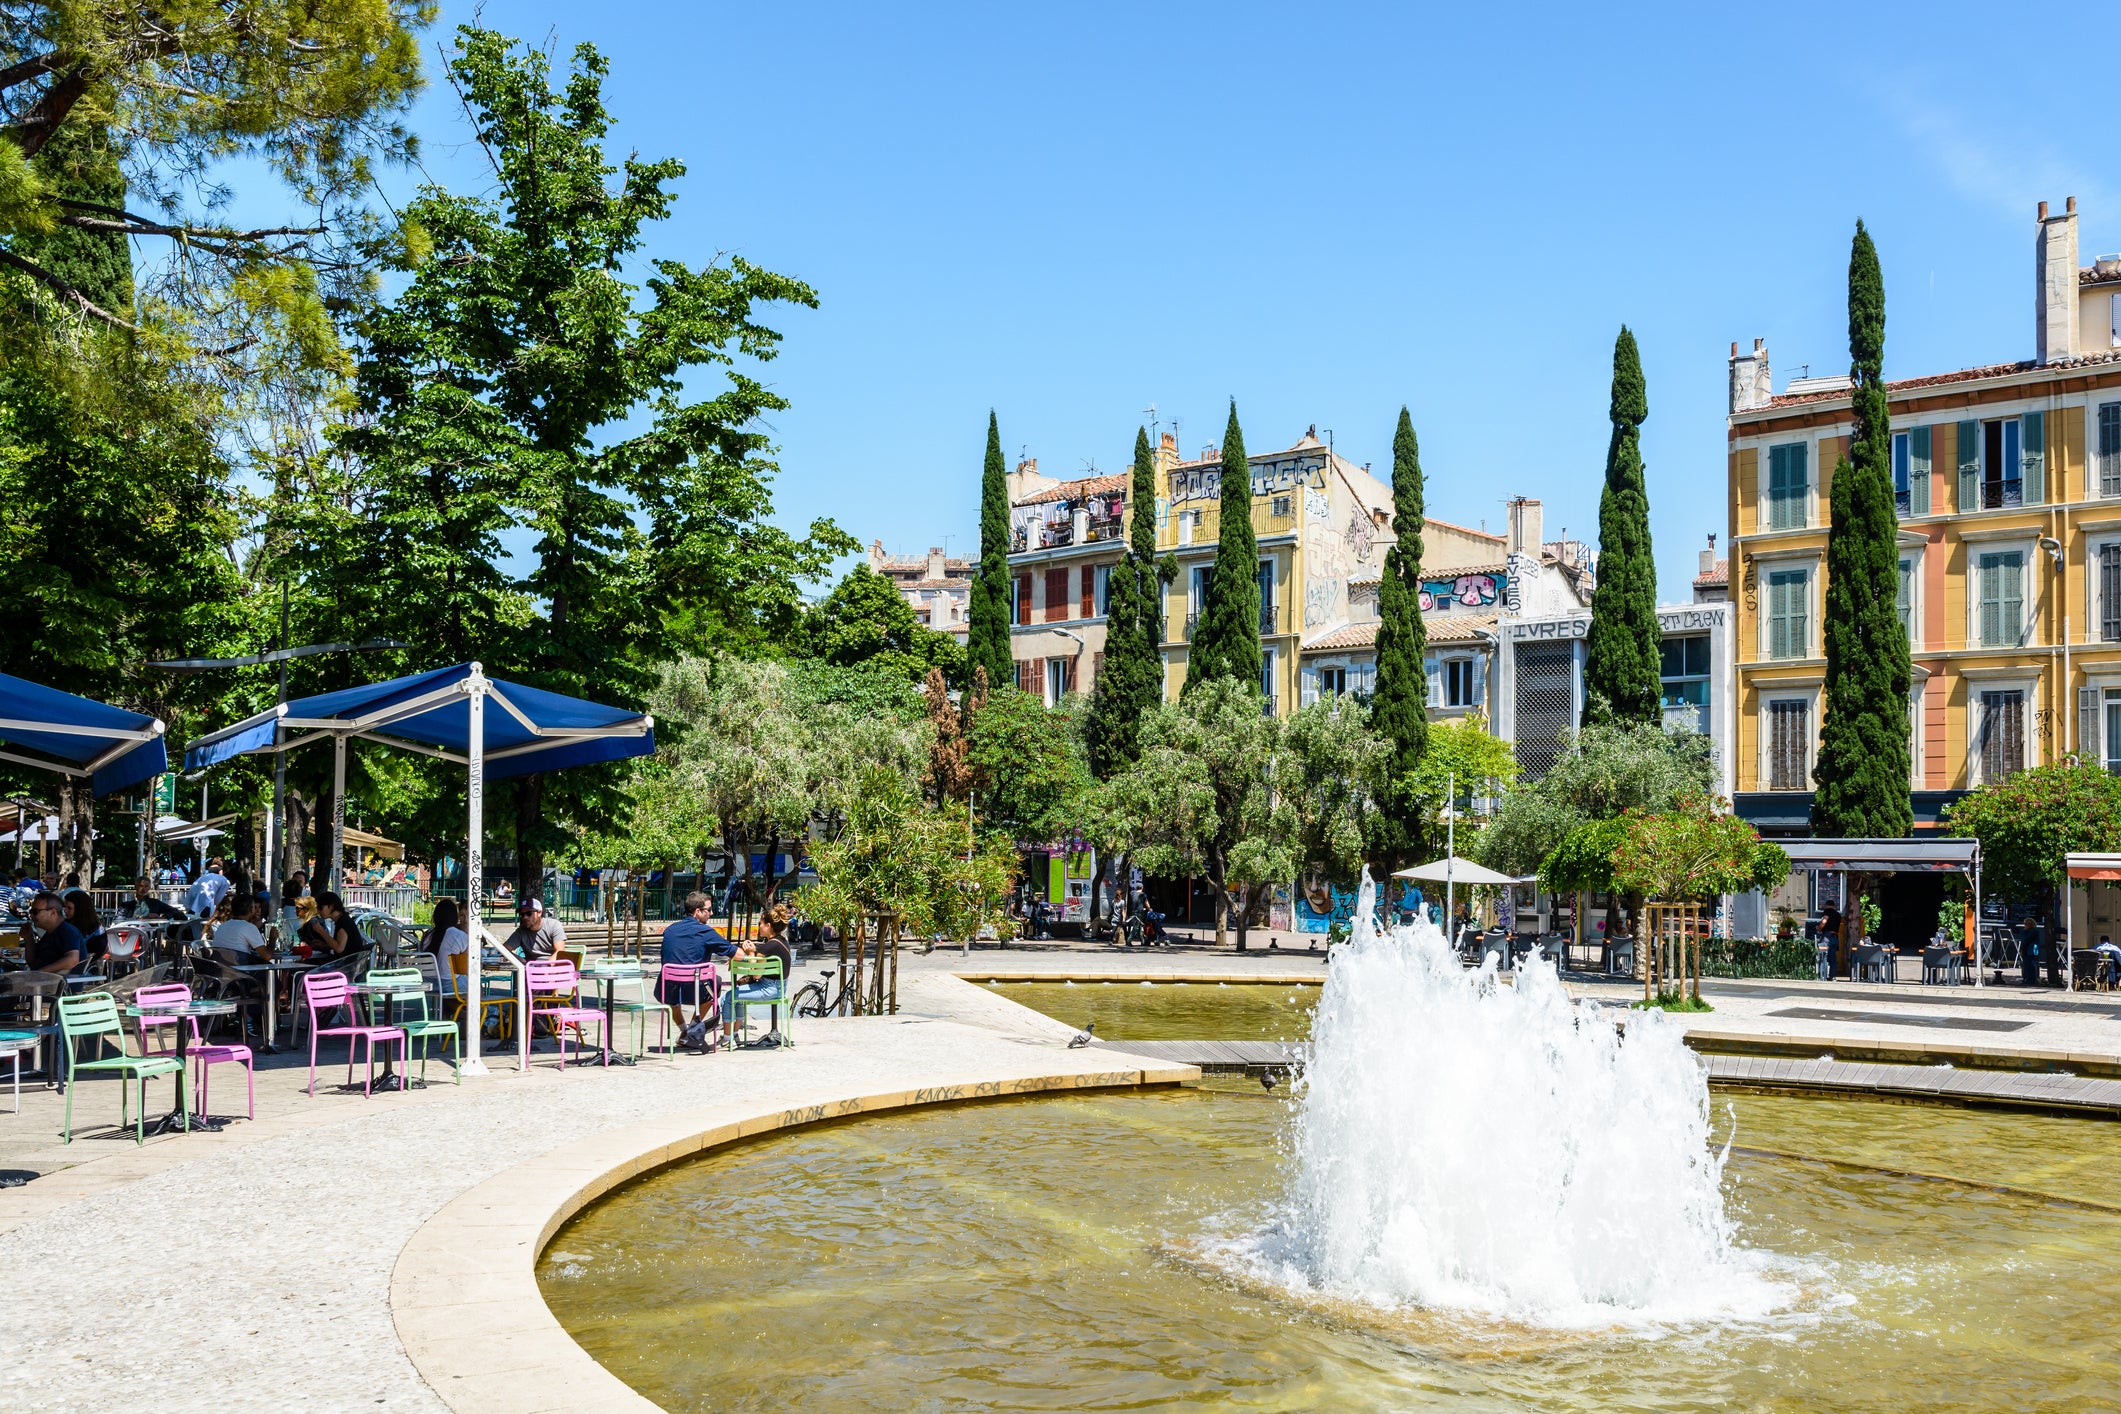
1728,197,2121,834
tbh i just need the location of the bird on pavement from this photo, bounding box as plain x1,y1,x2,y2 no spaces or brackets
1068,1022,1096,1049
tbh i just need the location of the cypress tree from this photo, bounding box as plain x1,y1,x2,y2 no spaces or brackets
1813,221,1913,837
1368,407,1431,867
1184,401,1262,696
966,410,1015,689
1582,327,1661,724
1086,426,1168,776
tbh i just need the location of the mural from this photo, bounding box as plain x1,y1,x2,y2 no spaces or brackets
1345,508,1375,564
1306,488,1332,521
1304,582,1338,628
1419,573,1500,612
1293,875,1426,934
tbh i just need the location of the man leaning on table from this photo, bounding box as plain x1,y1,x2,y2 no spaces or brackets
21,893,83,974
658,891,734,1037
186,858,232,918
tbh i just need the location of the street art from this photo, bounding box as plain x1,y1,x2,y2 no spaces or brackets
1305,582,1338,627
1419,573,1499,612
1345,508,1374,563
1294,875,1425,933
1306,488,1331,521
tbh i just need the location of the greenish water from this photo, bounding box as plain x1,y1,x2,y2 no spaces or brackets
540,1088,2121,1412
994,979,1319,1041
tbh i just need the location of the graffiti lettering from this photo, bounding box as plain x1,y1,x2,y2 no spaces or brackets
1418,574,1499,612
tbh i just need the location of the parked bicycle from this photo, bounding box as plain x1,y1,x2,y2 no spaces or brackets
793,966,852,1018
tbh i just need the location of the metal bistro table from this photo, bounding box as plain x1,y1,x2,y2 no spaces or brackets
0,1028,37,1112
348,978,428,1091
232,958,315,1050
578,959,646,1066
122,997,237,1134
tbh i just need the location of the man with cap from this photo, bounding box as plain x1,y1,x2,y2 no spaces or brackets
504,896,567,959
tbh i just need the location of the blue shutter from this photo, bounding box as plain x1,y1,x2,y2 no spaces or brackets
2022,411,2045,504
1911,425,1932,515
1957,420,1980,511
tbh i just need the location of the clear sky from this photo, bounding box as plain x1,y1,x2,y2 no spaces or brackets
382,1,2118,600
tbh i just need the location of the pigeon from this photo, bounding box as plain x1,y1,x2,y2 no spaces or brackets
1068,1022,1095,1049
1260,1070,1279,1091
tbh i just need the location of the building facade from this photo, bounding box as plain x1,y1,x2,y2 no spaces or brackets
1728,197,2121,834
1006,457,1133,704
867,541,973,644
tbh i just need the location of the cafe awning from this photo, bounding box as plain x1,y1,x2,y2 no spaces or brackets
0,672,167,797
1777,839,1979,874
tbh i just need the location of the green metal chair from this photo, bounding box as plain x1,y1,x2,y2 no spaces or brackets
363,967,461,1084
727,956,791,1048
58,991,186,1144
606,972,672,1060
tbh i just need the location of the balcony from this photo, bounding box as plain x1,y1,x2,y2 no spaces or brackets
1083,515,1126,544
1184,611,1200,640
1260,602,1278,635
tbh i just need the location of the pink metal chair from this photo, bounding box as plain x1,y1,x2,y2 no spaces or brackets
299,970,405,1097
526,959,604,1069
657,961,719,1053
132,981,256,1121
132,980,188,1056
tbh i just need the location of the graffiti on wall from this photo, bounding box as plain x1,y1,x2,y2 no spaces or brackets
1293,875,1425,933
1345,508,1375,564
1419,573,1499,612
1305,582,1338,628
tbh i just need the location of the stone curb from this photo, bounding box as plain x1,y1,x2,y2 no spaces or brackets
389,1060,1198,1414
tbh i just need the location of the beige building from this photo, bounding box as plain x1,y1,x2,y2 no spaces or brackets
1006,457,1133,702
1727,197,2121,834
868,540,972,644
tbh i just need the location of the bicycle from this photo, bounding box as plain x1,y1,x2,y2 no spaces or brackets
792,966,852,1018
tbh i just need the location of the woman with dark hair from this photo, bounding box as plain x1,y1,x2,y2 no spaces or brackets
300,891,365,956
425,898,469,998
63,889,107,962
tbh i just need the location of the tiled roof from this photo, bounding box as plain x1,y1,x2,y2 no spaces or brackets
1764,349,2121,408
2082,262,2121,287
1304,621,1377,651
1303,613,1496,652
1694,558,1728,587
1424,515,1506,544
876,556,972,575
905,577,969,590
1015,473,1127,507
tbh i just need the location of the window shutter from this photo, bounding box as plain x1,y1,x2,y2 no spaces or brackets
1896,559,1913,640
2003,555,2024,642
2022,411,2045,504
2104,545,2121,642
1472,654,1489,706
1977,557,1997,647
1301,667,1318,708
1767,577,1785,660
1080,569,1094,619
1911,425,1931,515
2082,688,2102,767
1424,657,1441,707
2101,404,2121,497
1957,420,1980,511
1062,656,1078,693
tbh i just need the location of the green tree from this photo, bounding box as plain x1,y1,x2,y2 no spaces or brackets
965,685,1093,844
1476,720,1715,878
1582,326,1660,724
1085,426,1171,777
966,410,1014,688
1098,677,1282,948
10,120,131,315
1942,761,2121,904
1367,406,1431,871
1402,712,1518,843
1271,696,1385,891
324,27,850,888
1813,220,1912,838
802,564,967,683
1184,401,1261,696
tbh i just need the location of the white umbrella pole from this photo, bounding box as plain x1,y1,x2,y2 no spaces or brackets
461,676,492,1077
1445,769,1455,940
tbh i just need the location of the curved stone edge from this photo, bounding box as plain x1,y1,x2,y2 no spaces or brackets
389,1061,1198,1414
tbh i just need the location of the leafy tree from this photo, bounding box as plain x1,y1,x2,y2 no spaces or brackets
10,119,130,314
802,564,966,683
1098,677,1283,948
1,0,431,333
964,685,1093,844
1813,220,1912,838
323,28,850,888
1582,326,1660,724
1401,711,1518,844
806,765,1018,947
1184,401,1261,695
1942,761,2121,904
1367,406,1430,869
1475,720,1715,878
1538,817,1630,896
1085,426,1171,777
1611,795,1790,902
1271,697,1385,892
966,410,1014,688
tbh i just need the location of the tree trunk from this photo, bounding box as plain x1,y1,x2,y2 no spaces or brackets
56,778,92,885
1234,882,1255,951
1208,856,1230,948
280,790,312,887
515,772,545,902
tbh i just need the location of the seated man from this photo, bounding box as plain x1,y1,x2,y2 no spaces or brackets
657,891,734,1040
505,896,565,959
22,893,83,975
209,893,269,960
128,876,184,921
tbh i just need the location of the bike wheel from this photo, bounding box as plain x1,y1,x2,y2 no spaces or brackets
793,981,829,1018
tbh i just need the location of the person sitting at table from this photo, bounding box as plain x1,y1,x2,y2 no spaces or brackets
300,891,364,956
504,896,566,959
727,903,795,1045
22,893,83,975
423,899,470,997
61,890,107,963
210,893,269,960
128,876,183,921
658,891,734,1034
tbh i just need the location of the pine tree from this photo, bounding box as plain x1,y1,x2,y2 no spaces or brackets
967,410,1015,689
1813,221,1913,837
1582,327,1661,724
1367,407,1431,867
1085,426,1169,777
1184,401,1262,696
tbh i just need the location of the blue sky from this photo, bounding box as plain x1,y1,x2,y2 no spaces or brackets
371,2,2118,601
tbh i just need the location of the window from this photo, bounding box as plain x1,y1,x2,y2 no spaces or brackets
1978,690,2025,783
1767,443,1808,530
1015,573,1032,627
1317,666,1347,698
1893,431,1912,516
1261,646,1276,714
1258,560,1276,634
1768,699,1809,790
1659,635,1710,716
1015,659,1038,693
2100,403,2121,498
1080,568,1095,619
1767,568,1808,659
1897,557,1914,643
1976,551,2024,647
1045,655,1077,705
2105,545,2121,643
1445,658,1478,708
1093,564,1111,616
1045,567,1071,623
1271,494,1291,518
1982,419,2022,508
1188,565,1212,638
2106,688,2121,774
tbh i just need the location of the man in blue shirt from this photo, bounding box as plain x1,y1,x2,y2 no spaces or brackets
659,891,734,1034
186,858,232,918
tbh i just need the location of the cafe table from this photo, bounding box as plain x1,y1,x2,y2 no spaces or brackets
577,959,647,1066
122,997,236,1134
349,977,429,1091
0,1028,37,1112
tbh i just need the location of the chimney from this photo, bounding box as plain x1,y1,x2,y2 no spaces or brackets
1729,338,1771,413
1699,532,1718,578
926,547,946,581
2037,196,2080,365
1506,497,1543,557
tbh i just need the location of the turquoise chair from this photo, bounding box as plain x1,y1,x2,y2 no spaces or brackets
363,967,462,1084
59,992,186,1144
727,956,791,1048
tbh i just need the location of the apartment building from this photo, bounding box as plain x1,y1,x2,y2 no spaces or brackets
1728,197,2121,834
1007,457,1132,703
867,540,973,644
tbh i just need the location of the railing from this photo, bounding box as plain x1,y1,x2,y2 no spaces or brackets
1260,602,1277,635
1084,516,1125,543
344,884,421,918
1184,611,1200,640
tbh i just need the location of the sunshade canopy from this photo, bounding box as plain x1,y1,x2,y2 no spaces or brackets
1393,856,1525,886
1778,838,1978,874
183,663,653,779
0,672,167,796
2065,853,2121,882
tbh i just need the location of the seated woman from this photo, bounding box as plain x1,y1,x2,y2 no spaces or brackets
424,899,470,998
301,891,366,956
63,889,108,964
